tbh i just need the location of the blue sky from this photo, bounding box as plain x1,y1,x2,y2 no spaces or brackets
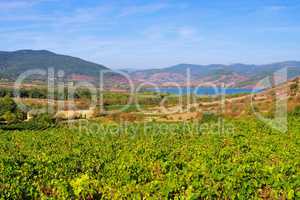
1,0,300,69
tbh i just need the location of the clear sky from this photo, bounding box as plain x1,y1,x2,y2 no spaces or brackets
1,0,300,69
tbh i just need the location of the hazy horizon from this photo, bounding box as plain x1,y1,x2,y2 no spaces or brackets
2,48,300,70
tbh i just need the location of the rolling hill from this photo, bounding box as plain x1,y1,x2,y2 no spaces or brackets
1,49,300,89
130,61,300,88
0,50,109,81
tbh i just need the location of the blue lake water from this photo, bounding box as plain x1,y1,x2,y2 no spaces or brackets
147,87,261,96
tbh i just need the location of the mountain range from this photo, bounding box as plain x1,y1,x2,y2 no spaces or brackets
1,50,300,88
131,62,300,88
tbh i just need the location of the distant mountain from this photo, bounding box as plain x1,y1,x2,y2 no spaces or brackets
130,61,300,88
1,50,299,89
0,50,109,80
119,68,138,73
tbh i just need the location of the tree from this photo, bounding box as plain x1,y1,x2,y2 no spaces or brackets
2,111,17,124
0,96,17,116
0,96,24,123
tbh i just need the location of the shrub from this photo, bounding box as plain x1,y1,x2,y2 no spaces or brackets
0,113,55,131
0,96,25,123
291,106,300,116
290,83,299,95
0,96,17,116
2,111,18,124
201,112,219,123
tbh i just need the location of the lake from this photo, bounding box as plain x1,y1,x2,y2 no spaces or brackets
147,87,261,96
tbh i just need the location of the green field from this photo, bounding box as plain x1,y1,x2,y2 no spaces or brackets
0,115,300,199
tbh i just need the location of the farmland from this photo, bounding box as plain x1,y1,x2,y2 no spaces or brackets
0,78,300,199
2,1,300,198
0,114,300,199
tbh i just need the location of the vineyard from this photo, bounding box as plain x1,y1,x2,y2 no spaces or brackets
0,114,300,199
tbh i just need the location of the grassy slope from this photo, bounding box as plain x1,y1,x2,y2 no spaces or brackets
0,50,108,80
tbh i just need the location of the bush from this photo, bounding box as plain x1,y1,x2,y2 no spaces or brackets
0,96,17,116
291,106,300,116
2,111,18,124
0,96,25,123
0,113,55,131
290,83,299,95
201,112,219,123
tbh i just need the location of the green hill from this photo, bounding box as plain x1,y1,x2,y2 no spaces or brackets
0,50,109,80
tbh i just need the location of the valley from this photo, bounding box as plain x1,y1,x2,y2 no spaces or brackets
1,50,300,199
2,0,300,198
